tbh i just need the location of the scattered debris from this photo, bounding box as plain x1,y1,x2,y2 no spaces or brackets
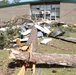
57,22,66,26
62,24,68,27
20,25,26,32
52,29,65,37
12,38,28,43
35,24,51,34
42,19,52,24
22,21,34,29
3,48,10,51
37,31,43,38
20,29,31,36
58,36,76,43
41,38,52,44
0,28,6,31
44,26,51,33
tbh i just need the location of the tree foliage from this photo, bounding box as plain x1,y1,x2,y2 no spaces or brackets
12,0,21,3
0,0,9,6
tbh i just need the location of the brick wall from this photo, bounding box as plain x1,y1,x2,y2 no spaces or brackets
60,2,76,24
0,4,31,22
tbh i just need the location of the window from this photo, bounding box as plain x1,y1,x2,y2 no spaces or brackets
31,4,60,20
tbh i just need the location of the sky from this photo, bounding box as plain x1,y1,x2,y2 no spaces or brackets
0,0,35,3
8,0,35,3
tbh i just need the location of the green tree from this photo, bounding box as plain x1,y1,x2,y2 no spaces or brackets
0,0,9,6
12,0,21,3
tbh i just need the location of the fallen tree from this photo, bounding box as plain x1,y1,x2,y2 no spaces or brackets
10,50,76,67
9,26,76,67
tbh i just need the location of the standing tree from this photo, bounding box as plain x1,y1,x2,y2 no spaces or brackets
12,0,21,3
0,0,9,6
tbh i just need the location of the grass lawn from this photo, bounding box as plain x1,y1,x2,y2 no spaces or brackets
0,26,76,75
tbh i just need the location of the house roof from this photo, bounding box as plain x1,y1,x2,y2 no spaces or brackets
0,0,76,8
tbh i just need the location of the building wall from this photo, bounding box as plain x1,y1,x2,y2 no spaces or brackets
0,2,76,24
60,2,76,24
0,4,31,22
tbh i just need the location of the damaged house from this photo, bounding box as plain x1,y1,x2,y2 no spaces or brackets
0,0,76,24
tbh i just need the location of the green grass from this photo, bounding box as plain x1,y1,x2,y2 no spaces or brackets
35,67,76,75
38,38,76,54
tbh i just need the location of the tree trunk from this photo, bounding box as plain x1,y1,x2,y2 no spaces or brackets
12,51,76,66
26,27,38,52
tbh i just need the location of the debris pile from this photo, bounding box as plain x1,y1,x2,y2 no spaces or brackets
0,15,76,75
0,15,76,49
9,26,76,75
